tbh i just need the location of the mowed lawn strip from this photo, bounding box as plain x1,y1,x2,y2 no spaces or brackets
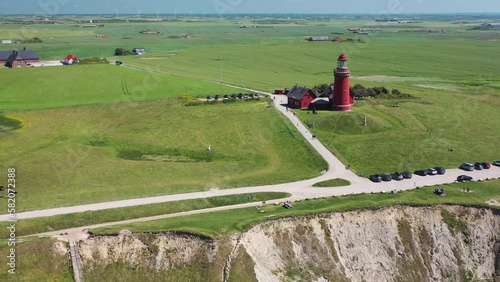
0,99,326,211
94,180,500,238
0,192,290,239
313,178,351,187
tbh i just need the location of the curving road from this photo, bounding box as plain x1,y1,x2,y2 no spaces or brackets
2,90,500,223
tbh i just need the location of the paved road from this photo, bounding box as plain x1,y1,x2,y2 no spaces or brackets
3,88,499,223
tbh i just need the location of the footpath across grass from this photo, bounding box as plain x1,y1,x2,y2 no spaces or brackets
0,192,290,239
94,179,500,238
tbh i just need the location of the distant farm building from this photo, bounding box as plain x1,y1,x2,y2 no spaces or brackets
2,40,12,44
185,33,191,39
133,48,146,55
483,23,500,28
332,37,343,42
96,34,110,38
308,36,330,41
140,30,160,34
240,25,256,28
0,50,40,68
61,54,77,65
287,86,317,109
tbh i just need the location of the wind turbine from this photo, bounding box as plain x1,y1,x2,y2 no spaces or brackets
115,9,119,19
156,9,160,19
174,11,176,19
137,10,142,19
189,10,192,19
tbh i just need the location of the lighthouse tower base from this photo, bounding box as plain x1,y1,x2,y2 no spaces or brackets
331,104,352,112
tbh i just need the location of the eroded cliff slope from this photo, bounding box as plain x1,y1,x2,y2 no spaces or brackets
78,206,500,282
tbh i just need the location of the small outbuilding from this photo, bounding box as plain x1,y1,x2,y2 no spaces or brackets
308,36,330,41
287,85,317,109
133,48,146,55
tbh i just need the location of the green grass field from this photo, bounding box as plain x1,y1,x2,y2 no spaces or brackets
0,15,498,212
0,96,325,212
0,64,237,110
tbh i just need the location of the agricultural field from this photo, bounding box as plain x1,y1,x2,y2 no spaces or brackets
0,14,499,212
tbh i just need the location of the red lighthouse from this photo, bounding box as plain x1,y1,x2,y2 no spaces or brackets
331,54,353,111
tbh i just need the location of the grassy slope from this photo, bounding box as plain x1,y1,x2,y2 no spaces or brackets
0,238,72,282
95,179,500,238
0,99,326,211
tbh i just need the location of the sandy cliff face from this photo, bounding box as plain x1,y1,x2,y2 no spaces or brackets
77,206,500,282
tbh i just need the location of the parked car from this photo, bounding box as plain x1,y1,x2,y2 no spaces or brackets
223,94,229,99
481,162,491,169
392,172,403,181
381,173,392,182
231,94,237,99
206,95,213,100
434,167,446,175
115,61,123,66
425,168,438,175
493,160,500,167
414,169,428,176
460,163,474,171
369,174,382,183
255,93,261,97
402,171,412,179
214,95,220,100
237,93,243,99
474,162,483,170
457,175,473,182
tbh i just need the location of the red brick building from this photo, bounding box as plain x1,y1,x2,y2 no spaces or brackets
0,50,40,68
287,85,317,109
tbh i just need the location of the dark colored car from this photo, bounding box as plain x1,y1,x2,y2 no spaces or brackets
434,167,446,175
474,162,483,170
493,160,500,167
392,172,403,181
460,163,474,171
231,94,237,99
481,162,491,169
223,94,229,99
381,173,392,182
402,171,412,179
206,95,213,100
457,175,473,182
425,168,438,175
237,93,243,99
369,174,382,182
414,169,428,176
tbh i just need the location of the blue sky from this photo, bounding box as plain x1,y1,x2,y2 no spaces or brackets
0,0,499,15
